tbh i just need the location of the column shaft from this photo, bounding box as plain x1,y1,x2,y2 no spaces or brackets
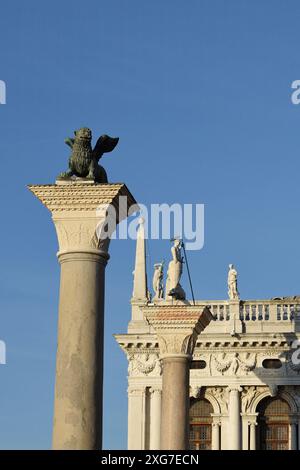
150,388,161,450
290,423,297,450
52,251,107,450
212,423,220,450
160,355,190,450
228,388,241,450
249,423,256,450
128,388,146,450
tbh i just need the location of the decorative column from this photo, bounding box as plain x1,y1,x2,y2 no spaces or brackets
290,419,297,450
28,182,136,450
211,417,221,450
149,387,162,450
228,385,242,450
249,422,256,450
128,387,146,450
145,305,213,450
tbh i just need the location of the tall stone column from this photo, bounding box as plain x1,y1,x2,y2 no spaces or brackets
28,182,136,450
228,385,242,450
145,305,213,450
149,387,162,450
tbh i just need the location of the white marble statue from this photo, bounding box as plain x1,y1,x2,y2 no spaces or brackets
228,264,239,300
152,262,164,300
165,239,186,300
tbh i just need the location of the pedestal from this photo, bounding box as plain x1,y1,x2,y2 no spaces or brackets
29,182,136,450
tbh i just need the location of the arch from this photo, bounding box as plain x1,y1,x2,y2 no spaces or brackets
203,390,222,414
250,389,298,414
257,396,291,450
189,398,213,450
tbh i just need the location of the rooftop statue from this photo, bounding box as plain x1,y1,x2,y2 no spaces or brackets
58,127,119,183
152,262,164,301
165,239,186,301
228,263,239,300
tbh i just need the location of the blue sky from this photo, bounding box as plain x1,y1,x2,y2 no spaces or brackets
1,0,300,449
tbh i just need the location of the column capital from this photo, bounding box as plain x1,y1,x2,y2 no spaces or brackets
228,384,243,393
149,386,162,394
211,415,222,426
144,305,213,357
128,386,146,396
28,182,137,256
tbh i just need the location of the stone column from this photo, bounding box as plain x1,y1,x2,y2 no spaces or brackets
249,423,256,450
290,420,297,450
149,387,162,450
211,418,221,450
228,385,242,450
28,182,136,450
128,387,146,450
145,305,213,450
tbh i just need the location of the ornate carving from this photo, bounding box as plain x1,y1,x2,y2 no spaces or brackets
28,183,137,254
286,349,300,374
128,353,162,377
206,386,228,412
190,386,201,398
213,352,256,376
28,183,136,212
144,305,213,357
241,386,257,412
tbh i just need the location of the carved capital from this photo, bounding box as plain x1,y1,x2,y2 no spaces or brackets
28,182,137,255
144,305,213,357
190,385,201,398
149,386,162,395
228,384,243,393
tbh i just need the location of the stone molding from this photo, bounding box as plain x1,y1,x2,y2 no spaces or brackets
28,183,137,255
144,305,213,357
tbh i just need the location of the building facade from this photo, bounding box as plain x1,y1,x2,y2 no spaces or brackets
115,222,300,450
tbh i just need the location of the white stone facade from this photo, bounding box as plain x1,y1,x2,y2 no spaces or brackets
115,298,300,450
115,221,300,450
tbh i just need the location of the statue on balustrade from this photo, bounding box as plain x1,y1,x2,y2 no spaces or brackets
228,264,239,300
152,262,164,301
165,239,186,300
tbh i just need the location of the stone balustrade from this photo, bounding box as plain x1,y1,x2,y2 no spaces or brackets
188,299,300,334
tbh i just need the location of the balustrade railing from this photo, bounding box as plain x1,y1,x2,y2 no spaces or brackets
198,300,300,322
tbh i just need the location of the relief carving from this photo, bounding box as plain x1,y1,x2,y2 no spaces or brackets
128,353,162,377
213,352,256,376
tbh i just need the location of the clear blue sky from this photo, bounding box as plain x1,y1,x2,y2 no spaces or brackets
1,0,300,449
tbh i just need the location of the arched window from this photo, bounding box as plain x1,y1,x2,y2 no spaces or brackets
257,397,291,450
189,398,213,450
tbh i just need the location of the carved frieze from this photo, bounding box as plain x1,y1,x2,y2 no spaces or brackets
128,352,162,377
